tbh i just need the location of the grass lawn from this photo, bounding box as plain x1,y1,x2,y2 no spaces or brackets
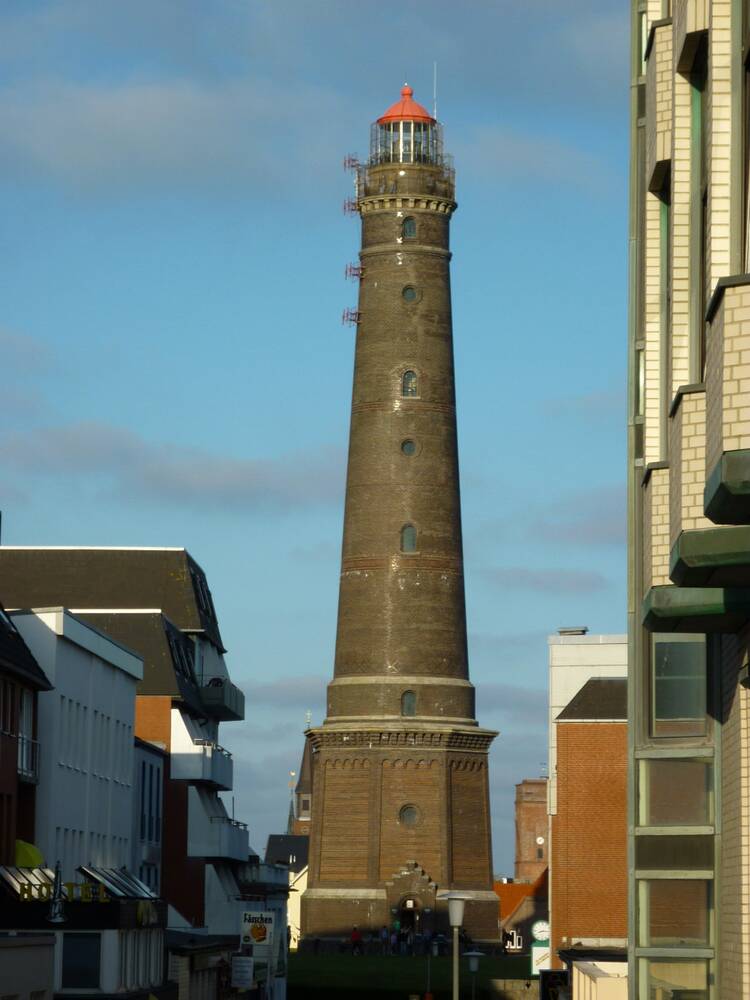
287,952,532,999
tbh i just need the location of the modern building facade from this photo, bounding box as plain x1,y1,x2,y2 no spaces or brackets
302,85,498,940
11,608,142,881
628,3,750,997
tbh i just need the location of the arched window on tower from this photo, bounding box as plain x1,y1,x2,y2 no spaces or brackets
401,690,417,717
402,370,418,397
401,524,417,553
402,217,417,239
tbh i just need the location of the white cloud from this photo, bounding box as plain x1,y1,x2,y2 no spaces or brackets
0,420,345,512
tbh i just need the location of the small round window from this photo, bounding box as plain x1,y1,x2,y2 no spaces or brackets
399,805,419,826
402,286,418,303
401,439,416,456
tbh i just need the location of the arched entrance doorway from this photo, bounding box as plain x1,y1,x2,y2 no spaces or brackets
398,896,422,944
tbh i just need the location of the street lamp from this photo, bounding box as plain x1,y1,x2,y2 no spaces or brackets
463,951,484,1000
438,892,472,1000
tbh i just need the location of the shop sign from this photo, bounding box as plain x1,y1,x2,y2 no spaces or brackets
20,881,108,902
240,910,274,948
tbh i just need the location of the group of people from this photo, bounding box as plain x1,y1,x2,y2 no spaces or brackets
349,923,445,957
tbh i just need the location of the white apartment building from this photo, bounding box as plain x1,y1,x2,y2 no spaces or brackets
11,609,142,880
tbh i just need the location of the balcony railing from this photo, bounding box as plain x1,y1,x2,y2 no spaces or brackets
200,676,245,722
17,735,39,783
171,740,233,790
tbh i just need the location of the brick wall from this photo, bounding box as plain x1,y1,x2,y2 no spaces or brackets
451,758,491,887
318,758,371,883
514,779,548,883
669,389,711,546
134,695,172,749
643,466,671,592
550,722,627,968
379,758,443,882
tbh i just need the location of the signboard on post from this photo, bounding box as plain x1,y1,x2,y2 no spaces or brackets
231,955,254,988
241,910,275,951
531,940,551,976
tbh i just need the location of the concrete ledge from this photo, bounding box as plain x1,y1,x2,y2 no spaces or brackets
670,525,750,587
705,450,750,524
642,584,750,632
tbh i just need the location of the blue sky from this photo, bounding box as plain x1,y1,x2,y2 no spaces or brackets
0,0,629,875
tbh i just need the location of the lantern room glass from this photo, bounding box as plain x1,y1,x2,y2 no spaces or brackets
371,120,443,165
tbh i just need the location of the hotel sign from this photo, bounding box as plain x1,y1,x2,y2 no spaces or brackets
19,881,109,902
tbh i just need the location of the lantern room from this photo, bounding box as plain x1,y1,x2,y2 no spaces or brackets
370,84,444,166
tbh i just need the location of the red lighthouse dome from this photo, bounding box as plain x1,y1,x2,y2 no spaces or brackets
377,84,435,124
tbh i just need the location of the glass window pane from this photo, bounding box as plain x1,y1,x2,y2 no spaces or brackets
635,834,713,870
401,525,417,553
638,758,713,826
401,691,416,716
62,933,101,989
639,958,708,999
651,634,706,737
638,880,711,946
403,217,417,239
402,371,418,397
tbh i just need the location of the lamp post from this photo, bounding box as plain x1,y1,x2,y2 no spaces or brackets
463,951,484,1000
423,907,433,1000
438,892,472,1000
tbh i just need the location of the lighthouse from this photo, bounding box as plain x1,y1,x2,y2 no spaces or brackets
301,85,498,940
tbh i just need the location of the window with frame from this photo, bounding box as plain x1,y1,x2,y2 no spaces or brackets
400,525,417,553
401,690,416,716
402,370,418,397
650,633,707,738
402,217,417,239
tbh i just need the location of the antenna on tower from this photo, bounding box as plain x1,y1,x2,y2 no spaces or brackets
433,61,438,120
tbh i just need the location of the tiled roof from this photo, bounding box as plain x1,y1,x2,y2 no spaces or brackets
556,678,627,721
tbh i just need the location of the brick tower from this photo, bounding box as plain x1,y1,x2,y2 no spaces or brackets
301,85,498,941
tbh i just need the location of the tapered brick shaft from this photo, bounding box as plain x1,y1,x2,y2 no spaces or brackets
302,86,498,942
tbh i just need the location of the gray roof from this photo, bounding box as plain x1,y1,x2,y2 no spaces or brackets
265,835,309,873
556,678,627,722
0,603,51,691
0,547,224,651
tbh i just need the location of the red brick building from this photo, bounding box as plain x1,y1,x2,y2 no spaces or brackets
514,777,548,883
550,678,627,968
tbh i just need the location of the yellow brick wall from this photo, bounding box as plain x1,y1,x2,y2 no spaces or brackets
720,286,750,452
708,1,732,288
655,25,674,165
643,467,671,591
646,191,664,463
670,390,712,546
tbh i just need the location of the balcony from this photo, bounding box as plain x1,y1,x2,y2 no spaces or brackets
200,676,245,722
17,735,39,784
171,740,233,791
187,787,249,861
